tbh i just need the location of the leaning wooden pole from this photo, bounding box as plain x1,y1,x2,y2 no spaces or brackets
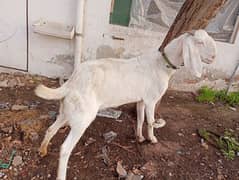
159,0,228,51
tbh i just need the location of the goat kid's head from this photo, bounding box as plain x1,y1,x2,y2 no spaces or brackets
167,29,217,78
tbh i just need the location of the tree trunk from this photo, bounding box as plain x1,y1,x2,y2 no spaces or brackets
159,0,228,51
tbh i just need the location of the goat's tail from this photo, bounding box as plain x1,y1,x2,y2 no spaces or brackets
35,84,68,100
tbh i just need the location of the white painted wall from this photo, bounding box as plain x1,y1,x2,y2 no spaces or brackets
0,0,27,70
212,38,239,75
28,0,76,78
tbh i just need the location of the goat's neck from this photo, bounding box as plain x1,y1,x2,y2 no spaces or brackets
163,35,184,67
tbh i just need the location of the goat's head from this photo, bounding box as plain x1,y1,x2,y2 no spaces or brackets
182,30,217,77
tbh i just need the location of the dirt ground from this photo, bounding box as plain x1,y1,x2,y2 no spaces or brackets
0,73,239,180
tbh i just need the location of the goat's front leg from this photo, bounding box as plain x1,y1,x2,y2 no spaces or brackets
136,101,146,142
145,102,158,143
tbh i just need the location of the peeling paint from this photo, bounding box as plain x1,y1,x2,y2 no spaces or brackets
96,45,125,59
48,54,74,66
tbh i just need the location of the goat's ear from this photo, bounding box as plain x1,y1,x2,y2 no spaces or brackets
182,37,202,78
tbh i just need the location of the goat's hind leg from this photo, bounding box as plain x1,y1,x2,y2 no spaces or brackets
39,103,66,157
57,108,98,180
39,114,66,157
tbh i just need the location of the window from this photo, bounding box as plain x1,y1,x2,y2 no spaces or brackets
110,0,132,26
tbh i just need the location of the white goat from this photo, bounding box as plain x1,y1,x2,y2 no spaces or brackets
35,29,217,180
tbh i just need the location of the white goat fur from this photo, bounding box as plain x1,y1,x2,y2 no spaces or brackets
35,30,216,180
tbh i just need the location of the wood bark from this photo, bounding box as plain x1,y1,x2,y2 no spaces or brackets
159,0,228,51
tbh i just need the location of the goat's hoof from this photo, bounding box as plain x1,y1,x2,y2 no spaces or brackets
138,136,146,143
150,136,158,144
39,147,47,157
153,118,166,128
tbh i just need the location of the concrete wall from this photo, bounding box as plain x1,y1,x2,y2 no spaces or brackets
28,0,76,78
0,0,239,91
0,0,27,70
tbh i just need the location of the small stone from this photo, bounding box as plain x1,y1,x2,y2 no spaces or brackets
209,102,215,106
126,172,143,180
74,151,81,156
167,161,175,167
84,137,96,146
200,162,205,166
47,174,51,178
201,142,209,150
97,108,122,119
116,161,127,178
169,172,173,176
178,132,184,137
229,107,236,111
103,131,117,143
11,105,28,111
101,146,110,166
217,123,222,127
12,155,23,166
176,150,184,155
